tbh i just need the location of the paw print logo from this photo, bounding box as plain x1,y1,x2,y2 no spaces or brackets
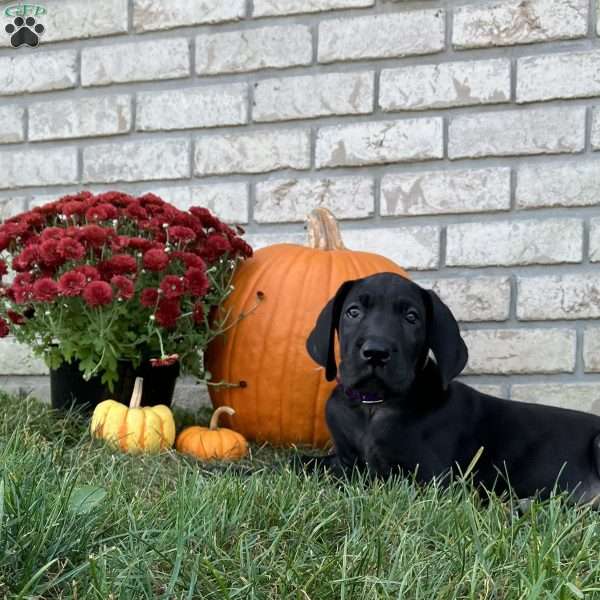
5,16,45,48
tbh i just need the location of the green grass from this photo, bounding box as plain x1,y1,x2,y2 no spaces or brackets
1,395,600,599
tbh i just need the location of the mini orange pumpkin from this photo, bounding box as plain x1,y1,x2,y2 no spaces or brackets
206,208,409,447
176,406,248,461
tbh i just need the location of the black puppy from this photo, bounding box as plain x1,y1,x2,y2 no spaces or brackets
303,272,600,504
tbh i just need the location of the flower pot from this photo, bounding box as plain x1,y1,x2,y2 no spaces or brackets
50,358,180,412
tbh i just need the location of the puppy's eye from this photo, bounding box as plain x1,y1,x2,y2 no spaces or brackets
405,310,419,324
345,306,361,319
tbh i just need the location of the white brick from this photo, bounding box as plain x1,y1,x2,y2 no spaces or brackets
245,231,306,250
255,177,374,223
0,377,50,404
0,339,47,375
196,25,312,75
0,106,24,144
82,39,190,87
0,148,78,190
318,10,445,63
83,139,190,183
254,0,374,17
449,107,585,159
453,0,588,49
380,59,510,111
516,161,600,209
0,50,77,96
381,168,510,216
0,0,128,47
148,184,249,224
29,95,131,141
460,383,505,397
518,274,600,320
195,130,310,176
446,219,583,267
462,329,576,374
342,226,440,270
591,219,600,262
584,328,600,372
416,277,511,322
517,51,600,103
511,384,600,415
592,108,600,151
253,72,374,123
137,84,248,132
133,0,245,32
0,197,26,220
316,118,443,168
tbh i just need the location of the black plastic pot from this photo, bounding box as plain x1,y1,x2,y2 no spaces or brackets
50,358,180,412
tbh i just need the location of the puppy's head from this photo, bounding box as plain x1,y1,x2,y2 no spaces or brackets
306,272,468,394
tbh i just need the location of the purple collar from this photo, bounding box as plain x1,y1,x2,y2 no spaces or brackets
335,376,384,404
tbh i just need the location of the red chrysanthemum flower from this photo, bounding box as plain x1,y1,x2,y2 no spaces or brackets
107,254,137,274
127,237,155,252
111,275,134,300
0,232,11,252
40,227,66,242
159,275,187,300
12,246,39,272
58,271,87,297
74,265,100,283
172,251,205,270
12,286,32,304
192,302,204,325
83,281,113,307
78,224,110,248
58,238,85,261
155,298,181,329
189,207,219,228
138,193,165,209
125,203,148,221
14,273,33,287
0,260,8,277
7,310,25,325
206,234,231,254
140,288,159,307
231,237,253,258
59,201,87,217
0,318,9,338
184,267,209,297
143,248,170,272
149,353,179,367
32,278,59,302
168,226,196,243
39,240,64,268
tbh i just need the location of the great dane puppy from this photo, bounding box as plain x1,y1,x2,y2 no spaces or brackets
303,272,600,504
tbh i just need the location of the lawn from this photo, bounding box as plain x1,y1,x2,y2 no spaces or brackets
1,394,600,599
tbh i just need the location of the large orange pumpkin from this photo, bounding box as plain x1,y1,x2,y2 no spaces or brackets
206,208,408,447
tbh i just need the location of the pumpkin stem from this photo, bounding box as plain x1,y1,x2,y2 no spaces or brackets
306,208,346,251
210,406,235,430
129,377,143,409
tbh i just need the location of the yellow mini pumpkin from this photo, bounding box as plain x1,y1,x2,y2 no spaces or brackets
176,406,248,460
90,377,176,453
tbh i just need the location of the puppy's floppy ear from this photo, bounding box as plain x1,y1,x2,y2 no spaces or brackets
421,288,468,389
306,280,356,381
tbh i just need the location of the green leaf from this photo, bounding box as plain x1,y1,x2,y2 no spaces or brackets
67,485,107,515
565,583,584,599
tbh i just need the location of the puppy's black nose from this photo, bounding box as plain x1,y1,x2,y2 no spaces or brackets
360,342,391,366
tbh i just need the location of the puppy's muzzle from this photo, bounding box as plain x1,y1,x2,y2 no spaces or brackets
360,339,392,367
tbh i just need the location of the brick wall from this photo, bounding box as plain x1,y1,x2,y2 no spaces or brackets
0,0,599,411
